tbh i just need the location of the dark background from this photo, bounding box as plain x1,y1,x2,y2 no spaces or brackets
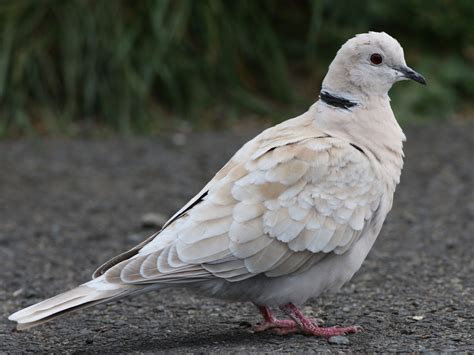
0,0,473,136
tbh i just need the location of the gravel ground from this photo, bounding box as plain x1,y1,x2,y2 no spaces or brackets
0,122,473,353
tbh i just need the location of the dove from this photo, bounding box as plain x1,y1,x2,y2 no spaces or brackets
9,32,425,337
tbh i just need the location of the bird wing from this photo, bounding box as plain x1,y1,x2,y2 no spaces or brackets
98,121,384,285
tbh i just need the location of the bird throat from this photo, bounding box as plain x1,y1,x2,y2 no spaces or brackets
320,91,357,109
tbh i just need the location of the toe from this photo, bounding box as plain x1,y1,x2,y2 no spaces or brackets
346,325,363,334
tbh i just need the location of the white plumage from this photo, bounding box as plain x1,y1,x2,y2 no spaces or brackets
9,32,426,335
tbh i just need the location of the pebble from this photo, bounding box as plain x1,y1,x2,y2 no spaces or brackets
12,288,24,297
141,212,168,228
328,336,350,345
172,133,187,146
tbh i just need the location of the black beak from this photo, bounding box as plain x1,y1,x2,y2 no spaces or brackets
397,66,426,85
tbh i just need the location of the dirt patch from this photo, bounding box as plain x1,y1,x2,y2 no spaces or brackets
0,123,473,353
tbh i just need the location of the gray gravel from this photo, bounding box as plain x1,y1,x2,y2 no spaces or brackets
0,122,473,353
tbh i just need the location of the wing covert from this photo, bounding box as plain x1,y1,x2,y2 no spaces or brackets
102,134,383,285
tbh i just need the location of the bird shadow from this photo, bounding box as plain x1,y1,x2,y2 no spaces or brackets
102,327,276,352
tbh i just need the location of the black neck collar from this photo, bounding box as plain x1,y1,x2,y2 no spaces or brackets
320,90,357,109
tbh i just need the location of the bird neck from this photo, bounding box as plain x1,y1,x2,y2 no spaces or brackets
319,90,358,109
311,96,406,187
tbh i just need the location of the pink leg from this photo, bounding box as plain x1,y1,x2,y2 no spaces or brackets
279,303,362,337
253,305,297,332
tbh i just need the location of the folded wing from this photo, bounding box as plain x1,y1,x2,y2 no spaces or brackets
98,126,383,285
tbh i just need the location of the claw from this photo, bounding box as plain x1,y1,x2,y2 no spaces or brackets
348,325,363,333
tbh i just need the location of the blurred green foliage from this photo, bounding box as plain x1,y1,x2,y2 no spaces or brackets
0,0,473,136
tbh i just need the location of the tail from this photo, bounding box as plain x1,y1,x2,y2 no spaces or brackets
8,278,135,330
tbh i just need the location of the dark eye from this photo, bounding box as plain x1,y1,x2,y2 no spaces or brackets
370,53,383,65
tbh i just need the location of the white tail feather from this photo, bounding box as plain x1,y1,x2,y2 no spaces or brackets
8,278,134,330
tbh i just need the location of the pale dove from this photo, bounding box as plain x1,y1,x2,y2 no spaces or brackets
9,32,426,337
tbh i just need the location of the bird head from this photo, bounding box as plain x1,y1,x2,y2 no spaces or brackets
322,32,426,98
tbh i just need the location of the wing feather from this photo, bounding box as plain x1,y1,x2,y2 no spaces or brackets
97,124,383,286
229,235,273,258
176,233,230,263
244,239,290,273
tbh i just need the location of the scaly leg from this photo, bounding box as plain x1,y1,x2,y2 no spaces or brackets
278,303,362,337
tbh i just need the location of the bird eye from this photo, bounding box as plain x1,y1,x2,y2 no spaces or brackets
370,53,383,65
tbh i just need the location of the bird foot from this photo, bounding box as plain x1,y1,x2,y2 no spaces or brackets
278,302,363,338
254,305,324,333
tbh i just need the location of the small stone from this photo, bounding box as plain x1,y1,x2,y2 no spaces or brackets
328,335,350,345
13,288,24,297
172,133,187,146
303,306,315,315
412,315,424,321
141,213,168,228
